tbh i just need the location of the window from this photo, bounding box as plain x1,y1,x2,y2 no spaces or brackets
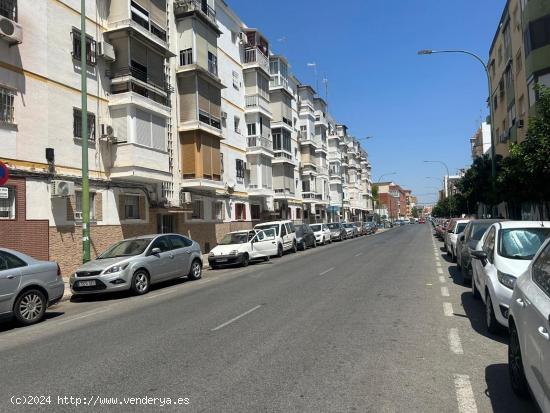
168,235,192,249
234,116,241,134
0,85,15,124
483,227,496,263
149,236,171,253
525,14,550,55
236,159,245,178
497,45,503,66
247,123,256,136
0,0,17,21
208,52,218,76
515,51,522,75
180,48,193,66
232,71,239,89
71,28,96,66
73,108,96,141
272,128,291,152
0,187,15,219
214,201,223,221
235,203,246,221
125,195,140,219
192,199,204,219
75,191,96,221
508,103,516,128
0,251,26,271
532,242,550,298
519,95,525,118
493,95,498,110
250,204,261,220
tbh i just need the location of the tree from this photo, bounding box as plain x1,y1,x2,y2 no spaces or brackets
411,206,420,218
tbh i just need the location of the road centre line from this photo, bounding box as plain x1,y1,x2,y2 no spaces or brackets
443,302,454,317
441,286,450,297
319,267,335,276
453,374,478,413
211,305,263,332
448,328,464,355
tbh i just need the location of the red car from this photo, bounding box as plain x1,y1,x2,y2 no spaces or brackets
418,218,426,224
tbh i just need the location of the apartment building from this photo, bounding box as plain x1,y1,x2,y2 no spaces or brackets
374,182,410,221
470,122,492,159
488,0,550,157
0,0,376,275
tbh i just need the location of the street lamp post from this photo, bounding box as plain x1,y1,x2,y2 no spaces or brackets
80,0,90,263
418,49,496,214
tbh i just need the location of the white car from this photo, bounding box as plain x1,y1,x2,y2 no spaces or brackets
471,221,550,333
254,220,297,257
309,223,332,245
445,219,470,262
208,229,277,268
508,238,550,411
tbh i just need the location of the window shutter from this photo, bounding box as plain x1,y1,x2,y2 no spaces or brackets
211,201,216,220
95,192,103,222
66,196,75,221
202,134,212,178
243,204,247,221
209,84,221,119
118,194,125,220
211,137,221,179
221,203,225,220
198,78,210,115
149,0,167,29
139,196,146,220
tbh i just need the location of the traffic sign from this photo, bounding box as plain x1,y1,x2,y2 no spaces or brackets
0,187,7,199
0,161,9,186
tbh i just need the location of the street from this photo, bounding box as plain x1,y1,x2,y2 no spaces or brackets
0,225,537,412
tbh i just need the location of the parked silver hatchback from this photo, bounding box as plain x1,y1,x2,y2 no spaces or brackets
70,234,203,296
0,248,65,325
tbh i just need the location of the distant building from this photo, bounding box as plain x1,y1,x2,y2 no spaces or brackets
470,122,492,160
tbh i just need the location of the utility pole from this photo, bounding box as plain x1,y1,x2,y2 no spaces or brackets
81,0,90,263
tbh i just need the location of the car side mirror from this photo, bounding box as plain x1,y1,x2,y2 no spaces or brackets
471,250,487,263
151,247,161,256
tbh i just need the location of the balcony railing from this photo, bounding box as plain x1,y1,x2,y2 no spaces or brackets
107,66,168,93
245,94,270,113
249,184,272,190
247,136,273,151
274,188,295,196
274,151,293,161
174,0,216,24
317,166,328,176
244,47,269,73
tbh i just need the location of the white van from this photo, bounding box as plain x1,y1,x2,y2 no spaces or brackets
254,220,297,257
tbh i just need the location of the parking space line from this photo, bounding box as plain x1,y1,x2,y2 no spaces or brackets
211,305,262,332
319,267,335,276
355,252,363,257
441,286,450,297
144,290,177,300
448,328,464,354
453,374,478,413
439,276,446,283
437,268,444,274
57,308,110,325
443,302,454,317
436,261,442,267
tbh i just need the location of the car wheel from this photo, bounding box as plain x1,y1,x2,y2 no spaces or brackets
313,239,317,248
277,243,283,257
451,249,457,263
485,294,501,334
131,270,150,295
188,259,202,280
508,321,530,399
292,241,297,253
457,255,462,270
13,289,46,325
241,253,249,267
472,275,480,299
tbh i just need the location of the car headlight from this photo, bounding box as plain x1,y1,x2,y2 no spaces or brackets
208,251,215,257
103,263,129,274
497,270,516,290
229,250,238,256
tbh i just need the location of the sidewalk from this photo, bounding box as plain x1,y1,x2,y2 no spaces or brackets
60,253,211,303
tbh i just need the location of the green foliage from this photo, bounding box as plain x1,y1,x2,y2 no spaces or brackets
411,206,420,218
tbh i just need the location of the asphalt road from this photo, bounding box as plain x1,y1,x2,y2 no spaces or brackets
0,225,539,412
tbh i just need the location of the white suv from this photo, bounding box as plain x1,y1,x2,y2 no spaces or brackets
254,220,297,257
309,223,332,245
471,221,550,333
508,238,550,411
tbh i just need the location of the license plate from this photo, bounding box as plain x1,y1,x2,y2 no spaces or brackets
78,280,96,287
217,258,228,263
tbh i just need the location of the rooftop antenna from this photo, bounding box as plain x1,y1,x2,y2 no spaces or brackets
322,76,329,105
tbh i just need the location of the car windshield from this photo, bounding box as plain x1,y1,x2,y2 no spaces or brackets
256,224,279,236
219,233,250,245
296,227,305,236
499,228,550,260
310,224,322,232
471,223,491,240
456,223,468,233
327,223,340,230
98,238,152,259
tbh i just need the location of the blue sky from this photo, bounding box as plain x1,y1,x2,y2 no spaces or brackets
228,0,505,204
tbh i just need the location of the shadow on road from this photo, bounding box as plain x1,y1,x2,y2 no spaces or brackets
0,311,64,333
460,292,508,345
448,265,467,287
485,364,538,412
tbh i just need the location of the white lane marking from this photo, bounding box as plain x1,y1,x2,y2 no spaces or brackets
441,286,450,297
355,252,363,257
443,302,454,317
454,374,478,413
448,328,464,354
437,268,444,274
436,261,442,267
434,253,439,258
439,276,446,283
57,308,110,325
211,305,262,331
319,267,335,276
144,290,177,300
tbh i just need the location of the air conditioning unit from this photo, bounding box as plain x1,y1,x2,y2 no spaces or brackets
0,16,23,45
97,41,115,62
239,32,248,45
221,111,228,119
100,123,114,138
180,191,192,205
51,180,75,197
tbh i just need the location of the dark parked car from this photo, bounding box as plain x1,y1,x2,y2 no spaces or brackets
295,224,317,250
327,222,347,241
456,219,502,284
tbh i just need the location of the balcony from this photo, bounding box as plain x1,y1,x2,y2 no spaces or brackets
110,143,170,183
317,166,329,176
315,141,328,153
174,0,219,31
247,135,273,156
302,192,320,203
248,184,273,198
298,132,320,148
245,93,271,116
244,47,270,74
272,149,295,165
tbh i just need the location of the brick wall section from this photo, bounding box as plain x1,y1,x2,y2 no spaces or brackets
0,177,49,260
